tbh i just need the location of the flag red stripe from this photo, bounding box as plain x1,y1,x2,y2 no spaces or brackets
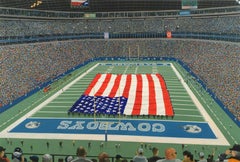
146,74,157,115
156,74,174,116
108,75,122,98
122,74,132,98
131,74,143,115
95,74,112,96
84,73,101,95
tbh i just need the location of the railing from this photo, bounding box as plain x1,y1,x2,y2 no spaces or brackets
1,32,239,45
5,153,124,162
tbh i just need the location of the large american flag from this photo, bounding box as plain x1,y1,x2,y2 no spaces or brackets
69,74,174,116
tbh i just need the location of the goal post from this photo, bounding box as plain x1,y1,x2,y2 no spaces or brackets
128,45,140,61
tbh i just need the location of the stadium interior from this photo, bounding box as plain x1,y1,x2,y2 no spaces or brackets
0,0,240,162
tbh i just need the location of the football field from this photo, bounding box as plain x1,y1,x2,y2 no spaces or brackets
0,61,239,158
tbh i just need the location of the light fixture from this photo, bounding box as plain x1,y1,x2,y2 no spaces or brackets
30,0,42,8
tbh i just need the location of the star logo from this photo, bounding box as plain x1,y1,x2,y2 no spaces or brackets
25,121,40,129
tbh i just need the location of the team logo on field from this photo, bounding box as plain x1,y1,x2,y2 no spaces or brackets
183,124,202,133
25,121,40,129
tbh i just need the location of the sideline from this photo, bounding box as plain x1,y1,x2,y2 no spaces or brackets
170,64,229,145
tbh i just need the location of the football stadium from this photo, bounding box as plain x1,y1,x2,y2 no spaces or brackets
0,0,240,162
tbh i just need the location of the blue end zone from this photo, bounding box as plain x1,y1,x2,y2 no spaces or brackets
10,118,216,139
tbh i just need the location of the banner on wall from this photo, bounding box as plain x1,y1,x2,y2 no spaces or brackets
104,32,109,39
166,31,172,38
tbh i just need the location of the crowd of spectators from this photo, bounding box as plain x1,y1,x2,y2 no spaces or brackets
0,14,240,37
0,40,92,106
1,144,240,162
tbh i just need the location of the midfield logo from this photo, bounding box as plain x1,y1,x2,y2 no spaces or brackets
57,120,166,133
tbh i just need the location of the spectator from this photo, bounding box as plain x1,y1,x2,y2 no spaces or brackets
0,146,10,162
156,148,181,162
206,148,215,162
183,150,194,162
42,154,53,162
198,152,207,162
65,156,73,162
133,148,148,162
30,156,39,162
148,147,164,162
12,147,25,162
115,155,123,162
71,146,92,162
98,152,110,162
218,144,240,162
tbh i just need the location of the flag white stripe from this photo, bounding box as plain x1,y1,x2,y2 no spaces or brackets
140,75,149,115
102,74,117,96
124,75,136,115
152,74,166,115
88,74,107,96
118,74,127,96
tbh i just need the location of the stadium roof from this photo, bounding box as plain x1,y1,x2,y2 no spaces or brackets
0,0,239,12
